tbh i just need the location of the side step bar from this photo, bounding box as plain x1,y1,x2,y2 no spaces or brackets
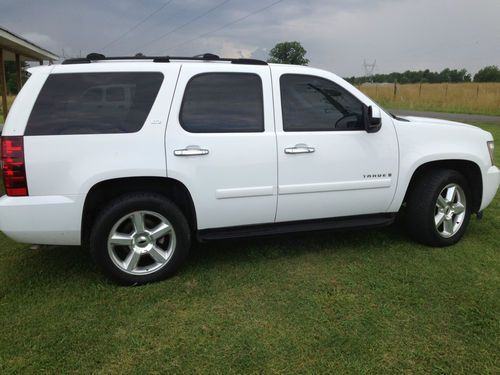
198,213,397,241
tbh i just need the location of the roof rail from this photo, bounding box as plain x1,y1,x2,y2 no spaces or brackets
62,53,267,66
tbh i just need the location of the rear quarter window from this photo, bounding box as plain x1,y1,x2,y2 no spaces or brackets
25,72,164,135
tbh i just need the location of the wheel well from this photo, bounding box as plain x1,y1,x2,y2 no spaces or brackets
81,177,197,246
405,160,483,213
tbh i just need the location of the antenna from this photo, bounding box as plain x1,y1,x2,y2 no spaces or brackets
363,59,376,82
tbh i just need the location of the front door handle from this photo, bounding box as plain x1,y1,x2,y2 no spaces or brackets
284,144,315,154
174,146,209,156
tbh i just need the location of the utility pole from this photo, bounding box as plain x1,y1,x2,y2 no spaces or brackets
363,59,376,82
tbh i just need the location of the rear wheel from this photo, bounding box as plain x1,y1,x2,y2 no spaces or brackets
405,169,471,247
89,193,190,285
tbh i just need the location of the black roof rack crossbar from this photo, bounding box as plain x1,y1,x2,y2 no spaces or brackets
62,53,267,65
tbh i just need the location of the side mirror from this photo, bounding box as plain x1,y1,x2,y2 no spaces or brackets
364,105,382,133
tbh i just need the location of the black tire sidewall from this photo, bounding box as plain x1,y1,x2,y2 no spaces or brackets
89,193,190,285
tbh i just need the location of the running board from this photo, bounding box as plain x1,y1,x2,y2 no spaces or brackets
197,213,397,241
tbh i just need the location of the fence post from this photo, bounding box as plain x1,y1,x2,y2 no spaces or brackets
393,80,397,100
445,84,448,100
476,85,480,99
419,81,422,97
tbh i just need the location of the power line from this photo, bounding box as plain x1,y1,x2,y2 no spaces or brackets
166,0,285,54
100,0,174,51
132,0,233,54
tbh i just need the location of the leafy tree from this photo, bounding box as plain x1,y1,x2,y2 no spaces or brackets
344,67,473,85
474,65,500,82
3,61,29,95
267,41,309,65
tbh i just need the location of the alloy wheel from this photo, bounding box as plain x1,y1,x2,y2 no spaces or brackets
107,210,176,275
434,183,466,238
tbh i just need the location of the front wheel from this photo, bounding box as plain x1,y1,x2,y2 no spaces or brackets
405,169,472,247
89,193,190,285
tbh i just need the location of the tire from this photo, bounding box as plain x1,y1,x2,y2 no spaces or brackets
405,168,471,247
89,193,190,285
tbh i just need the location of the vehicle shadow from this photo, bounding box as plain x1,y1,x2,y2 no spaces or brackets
188,223,409,265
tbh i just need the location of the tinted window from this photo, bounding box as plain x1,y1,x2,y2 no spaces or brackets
82,87,103,103
26,72,164,135
280,74,364,131
106,86,126,102
180,73,264,133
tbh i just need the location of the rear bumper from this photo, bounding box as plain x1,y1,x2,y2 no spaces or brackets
0,195,82,245
480,165,500,211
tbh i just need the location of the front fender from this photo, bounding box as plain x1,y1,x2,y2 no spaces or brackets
388,120,493,212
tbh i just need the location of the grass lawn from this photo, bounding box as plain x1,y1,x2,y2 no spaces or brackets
0,123,499,374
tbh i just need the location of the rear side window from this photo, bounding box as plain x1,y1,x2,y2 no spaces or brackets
26,72,164,135
180,73,264,133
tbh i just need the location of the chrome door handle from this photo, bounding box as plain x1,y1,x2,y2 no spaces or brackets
174,146,209,156
284,144,315,154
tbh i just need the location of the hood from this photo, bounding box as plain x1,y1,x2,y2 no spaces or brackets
394,115,492,141
398,115,485,131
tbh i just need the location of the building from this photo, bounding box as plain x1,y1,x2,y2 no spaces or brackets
0,26,58,121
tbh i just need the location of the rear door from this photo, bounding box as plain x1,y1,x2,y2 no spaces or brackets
166,64,277,230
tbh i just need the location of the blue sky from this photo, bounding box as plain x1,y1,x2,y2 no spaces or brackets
1,0,499,76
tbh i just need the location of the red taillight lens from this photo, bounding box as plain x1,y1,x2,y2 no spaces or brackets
1,136,28,196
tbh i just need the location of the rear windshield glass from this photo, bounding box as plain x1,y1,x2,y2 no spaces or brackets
26,72,163,135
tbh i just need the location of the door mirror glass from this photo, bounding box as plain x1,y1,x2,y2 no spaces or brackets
364,105,382,133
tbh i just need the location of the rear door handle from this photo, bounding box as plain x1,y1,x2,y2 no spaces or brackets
174,146,209,156
284,144,315,154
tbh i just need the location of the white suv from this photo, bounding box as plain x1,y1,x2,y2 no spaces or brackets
1,53,498,285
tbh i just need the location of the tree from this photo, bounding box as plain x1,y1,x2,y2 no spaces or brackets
267,41,309,65
3,61,29,95
343,67,473,85
474,65,500,82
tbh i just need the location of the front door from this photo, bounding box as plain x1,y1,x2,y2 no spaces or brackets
272,67,399,222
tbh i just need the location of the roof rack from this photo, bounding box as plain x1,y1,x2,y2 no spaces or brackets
62,53,268,66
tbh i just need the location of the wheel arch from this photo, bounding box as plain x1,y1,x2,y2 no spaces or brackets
81,176,197,246
403,159,483,213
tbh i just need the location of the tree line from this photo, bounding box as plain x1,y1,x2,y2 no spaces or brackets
265,42,500,85
345,66,500,85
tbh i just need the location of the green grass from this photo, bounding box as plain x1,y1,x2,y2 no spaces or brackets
0,123,499,374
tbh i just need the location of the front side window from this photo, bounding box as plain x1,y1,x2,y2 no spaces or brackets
280,74,364,131
180,73,264,133
26,72,164,135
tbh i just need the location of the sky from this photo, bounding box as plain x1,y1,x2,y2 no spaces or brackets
1,0,499,77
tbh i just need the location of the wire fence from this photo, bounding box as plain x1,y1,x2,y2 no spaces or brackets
358,82,500,116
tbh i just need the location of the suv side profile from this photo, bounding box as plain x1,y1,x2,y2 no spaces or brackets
1,54,498,285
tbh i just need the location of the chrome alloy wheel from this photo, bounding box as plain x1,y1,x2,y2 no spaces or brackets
107,210,176,275
434,183,466,238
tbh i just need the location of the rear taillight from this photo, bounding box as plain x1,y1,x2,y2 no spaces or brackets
1,136,28,196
